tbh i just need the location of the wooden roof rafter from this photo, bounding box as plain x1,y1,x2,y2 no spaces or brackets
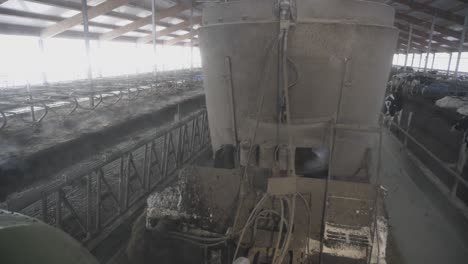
99,3,188,41
137,16,201,44
40,0,130,39
7,0,200,42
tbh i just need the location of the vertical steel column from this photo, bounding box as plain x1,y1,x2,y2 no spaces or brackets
81,0,94,107
38,38,48,85
97,40,103,78
404,112,413,147
418,52,423,69
431,53,436,70
455,11,468,77
190,2,194,75
411,52,416,67
447,52,453,75
135,41,139,74
27,83,35,122
404,24,413,70
151,0,157,76
424,16,436,72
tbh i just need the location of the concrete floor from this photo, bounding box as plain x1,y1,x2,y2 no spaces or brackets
381,130,468,264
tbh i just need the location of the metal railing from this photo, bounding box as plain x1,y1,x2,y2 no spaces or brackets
0,69,203,131
388,111,468,214
4,109,211,248
393,65,468,78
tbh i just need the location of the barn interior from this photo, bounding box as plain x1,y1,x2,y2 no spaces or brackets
0,0,468,264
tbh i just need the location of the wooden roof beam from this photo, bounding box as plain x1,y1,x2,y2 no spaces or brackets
0,22,140,42
99,3,188,41
0,7,160,36
40,0,130,39
137,16,201,44
23,0,183,38
28,0,151,22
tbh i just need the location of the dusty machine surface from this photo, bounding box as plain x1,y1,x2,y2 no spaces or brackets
0,210,99,264
128,0,397,264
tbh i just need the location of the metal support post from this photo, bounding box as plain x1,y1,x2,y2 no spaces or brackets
431,53,436,70
424,16,435,72
404,112,413,147
38,38,48,85
161,45,165,71
135,41,139,74
418,53,423,69
455,11,468,77
190,2,194,76
151,0,157,76
404,24,413,70
447,52,453,75
411,52,415,68
27,83,35,122
97,40,103,78
81,0,94,107
397,109,403,128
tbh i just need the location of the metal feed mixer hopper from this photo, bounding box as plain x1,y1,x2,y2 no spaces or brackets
199,0,397,181
128,1,399,264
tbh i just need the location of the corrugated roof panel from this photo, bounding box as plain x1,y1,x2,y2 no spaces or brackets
69,25,110,34
172,29,188,35
88,0,106,6
178,9,202,18
60,10,80,18
90,15,130,25
59,0,104,7
160,17,184,24
139,24,166,31
446,36,459,41
113,5,151,18
410,11,434,21
449,24,464,31
158,35,172,40
391,2,412,13
431,0,461,10
454,7,468,15
122,31,146,37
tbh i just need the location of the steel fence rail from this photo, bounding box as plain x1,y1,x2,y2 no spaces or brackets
388,112,468,211
4,109,211,248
